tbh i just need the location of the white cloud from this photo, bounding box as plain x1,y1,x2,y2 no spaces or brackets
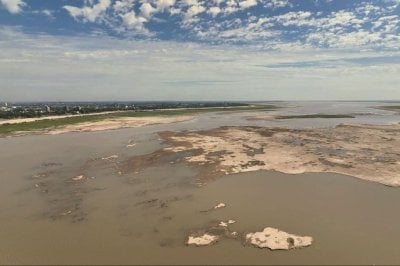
64,0,111,23
262,0,289,9
113,0,135,13
121,11,147,29
58,0,399,50
208,6,221,17
239,0,258,9
184,3,205,19
323,11,364,28
0,0,25,14
140,3,156,18
0,26,399,101
156,0,176,10
32,9,55,19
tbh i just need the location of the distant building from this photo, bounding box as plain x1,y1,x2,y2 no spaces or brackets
0,102,10,111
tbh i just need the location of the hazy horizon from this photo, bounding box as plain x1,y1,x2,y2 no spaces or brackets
1,0,399,101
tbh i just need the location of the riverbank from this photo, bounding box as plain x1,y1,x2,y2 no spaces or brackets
0,105,276,136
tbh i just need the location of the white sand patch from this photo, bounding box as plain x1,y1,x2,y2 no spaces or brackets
45,116,193,135
187,233,220,246
102,155,119,160
72,175,85,181
325,157,346,164
214,203,226,209
246,227,313,250
0,111,124,125
219,220,236,227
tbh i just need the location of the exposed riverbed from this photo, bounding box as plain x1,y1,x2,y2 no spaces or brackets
1,101,400,264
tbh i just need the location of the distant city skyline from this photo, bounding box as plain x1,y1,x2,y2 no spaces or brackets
0,0,399,101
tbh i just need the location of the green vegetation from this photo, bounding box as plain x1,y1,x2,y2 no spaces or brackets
276,114,355,119
0,105,277,135
377,106,400,111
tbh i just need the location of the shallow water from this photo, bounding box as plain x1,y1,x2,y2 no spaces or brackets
1,102,400,264
152,101,400,130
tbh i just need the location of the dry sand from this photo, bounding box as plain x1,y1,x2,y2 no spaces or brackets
3,116,193,136
246,227,313,250
47,116,194,135
0,111,124,125
187,233,220,246
122,124,400,187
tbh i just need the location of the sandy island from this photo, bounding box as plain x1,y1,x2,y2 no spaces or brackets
121,124,400,187
0,111,126,125
6,115,194,136
47,116,194,135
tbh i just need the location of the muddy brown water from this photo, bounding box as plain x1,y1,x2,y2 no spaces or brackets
1,110,400,264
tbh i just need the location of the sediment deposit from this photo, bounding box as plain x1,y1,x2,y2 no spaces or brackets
246,227,313,250
123,124,400,186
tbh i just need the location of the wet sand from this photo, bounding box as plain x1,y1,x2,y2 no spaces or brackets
1,103,400,264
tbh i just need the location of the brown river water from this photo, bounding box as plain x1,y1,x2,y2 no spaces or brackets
1,104,400,265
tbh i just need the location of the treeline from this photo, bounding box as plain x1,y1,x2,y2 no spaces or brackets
0,102,248,119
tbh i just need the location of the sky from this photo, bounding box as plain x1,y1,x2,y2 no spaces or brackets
0,0,399,101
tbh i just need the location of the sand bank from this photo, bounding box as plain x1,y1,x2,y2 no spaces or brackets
0,111,124,125
122,124,400,187
5,116,193,136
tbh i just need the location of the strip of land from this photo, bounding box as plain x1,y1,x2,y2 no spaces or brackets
0,105,276,136
0,111,125,125
276,114,355,119
377,106,400,112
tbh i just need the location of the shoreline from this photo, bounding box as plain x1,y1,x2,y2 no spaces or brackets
1,115,195,137
0,105,276,136
0,105,271,126
0,110,127,125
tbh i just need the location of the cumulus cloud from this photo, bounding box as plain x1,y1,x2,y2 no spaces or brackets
1,26,399,101
0,0,25,14
156,0,176,10
239,0,258,9
262,0,289,9
64,0,111,23
140,3,156,18
122,11,147,30
184,2,206,19
208,6,221,17
58,0,399,49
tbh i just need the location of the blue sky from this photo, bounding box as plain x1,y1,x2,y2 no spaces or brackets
0,0,399,101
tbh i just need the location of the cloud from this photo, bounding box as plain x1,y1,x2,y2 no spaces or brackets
262,0,289,8
1,26,399,101
184,3,206,19
63,0,111,23
13,0,400,50
239,0,258,9
208,6,221,17
32,9,55,19
140,3,156,18
156,0,176,10
0,0,25,14
121,11,148,30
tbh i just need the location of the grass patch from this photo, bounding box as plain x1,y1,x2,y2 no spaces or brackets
0,105,277,135
276,114,355,119
377,106,400,111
